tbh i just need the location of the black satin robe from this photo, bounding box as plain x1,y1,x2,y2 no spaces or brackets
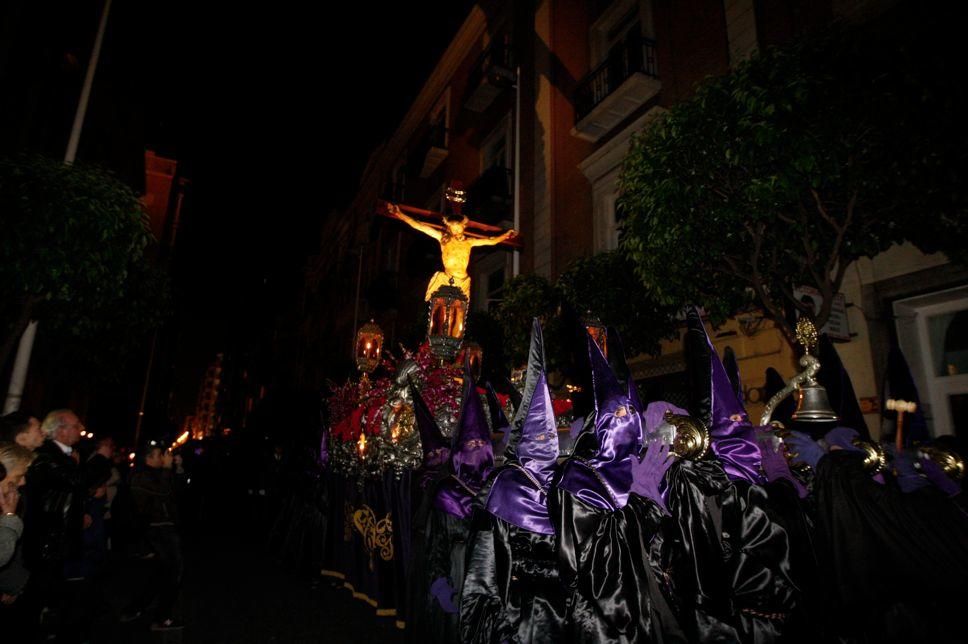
268,471,327,573
550,487,686,643
814,451,968,644
461,512,568,643
758,478,825,644
657,459,797,643
407,488,472,643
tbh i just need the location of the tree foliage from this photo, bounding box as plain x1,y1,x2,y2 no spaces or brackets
492,273,559,369
0,155,169,377
487,252,678,374
557,251,679,357
619,27,968,344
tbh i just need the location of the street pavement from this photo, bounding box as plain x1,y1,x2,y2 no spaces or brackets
176,510,406,644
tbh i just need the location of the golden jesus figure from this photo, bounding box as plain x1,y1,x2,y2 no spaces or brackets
385,199,517,301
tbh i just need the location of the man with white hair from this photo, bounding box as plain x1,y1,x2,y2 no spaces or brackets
21,409,85,635
40,409,84,456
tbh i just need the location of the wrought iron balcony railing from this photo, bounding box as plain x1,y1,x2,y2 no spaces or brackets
574,32,657,123
464,35,515,113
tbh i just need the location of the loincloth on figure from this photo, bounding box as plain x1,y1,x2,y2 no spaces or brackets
424,271,471,301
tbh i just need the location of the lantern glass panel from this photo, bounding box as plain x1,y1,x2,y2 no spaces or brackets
430,298,448,337
448,299,466,339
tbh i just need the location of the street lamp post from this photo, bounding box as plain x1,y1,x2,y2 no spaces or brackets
3,0,114,413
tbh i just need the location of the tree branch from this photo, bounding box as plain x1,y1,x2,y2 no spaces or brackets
745,222,796,345
809,188,842,232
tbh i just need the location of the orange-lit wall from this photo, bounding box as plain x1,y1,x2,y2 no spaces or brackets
549,0,594,276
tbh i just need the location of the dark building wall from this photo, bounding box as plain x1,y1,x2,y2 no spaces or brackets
550,0,594,274
517,4,538,276
654,0,730,106
755,0,833,50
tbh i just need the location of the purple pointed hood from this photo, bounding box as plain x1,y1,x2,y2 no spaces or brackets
449,361,494,489
434,364,494,519
818,334,870,440
505,319,559,486
485,319,559,533
557,333,641,510
608,327,645,448
723,345,744,408
685,307,762,483
409,379,450,468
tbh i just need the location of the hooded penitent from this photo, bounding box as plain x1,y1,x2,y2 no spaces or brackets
685,307,762,484
484,381,512,457
433,362,494,518
723,345,744,408
816,334,870,440
485,319,559,534
608,327,646,447
882,344,929,446
557,332,642,510
410,379,450,470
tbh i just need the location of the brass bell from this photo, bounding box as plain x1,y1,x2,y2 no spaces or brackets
662,410,711,460
790,381,839,423
918,445,966,480
852,438,888,474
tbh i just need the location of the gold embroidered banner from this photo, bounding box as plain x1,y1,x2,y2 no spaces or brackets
353,505,394,570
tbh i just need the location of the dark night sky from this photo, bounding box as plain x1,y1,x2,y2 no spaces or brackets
1,1,475,425
145,3,475,285
128,3,477,405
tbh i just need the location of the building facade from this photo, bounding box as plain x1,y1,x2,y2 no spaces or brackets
306,0,967,440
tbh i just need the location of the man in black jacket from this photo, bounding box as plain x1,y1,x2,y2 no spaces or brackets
21,409,85,637
128,440,183,631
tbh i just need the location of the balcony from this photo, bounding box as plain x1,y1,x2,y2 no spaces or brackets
418,121,448,179
464,35,516,113
466,165,513,227
572,33,660,142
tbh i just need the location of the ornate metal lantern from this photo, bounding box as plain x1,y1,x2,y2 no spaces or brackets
464,341,484,381
583,311,607,357
355,320,384,374
427,284,468,362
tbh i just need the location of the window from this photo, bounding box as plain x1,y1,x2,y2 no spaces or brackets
481,115,512,172
894,285,968,438
590,0,655,67
604,7,639,56
472,251,511,312
487,267,506,308
591,171,621,252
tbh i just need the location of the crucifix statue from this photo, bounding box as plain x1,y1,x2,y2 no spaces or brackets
381,182,518,301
